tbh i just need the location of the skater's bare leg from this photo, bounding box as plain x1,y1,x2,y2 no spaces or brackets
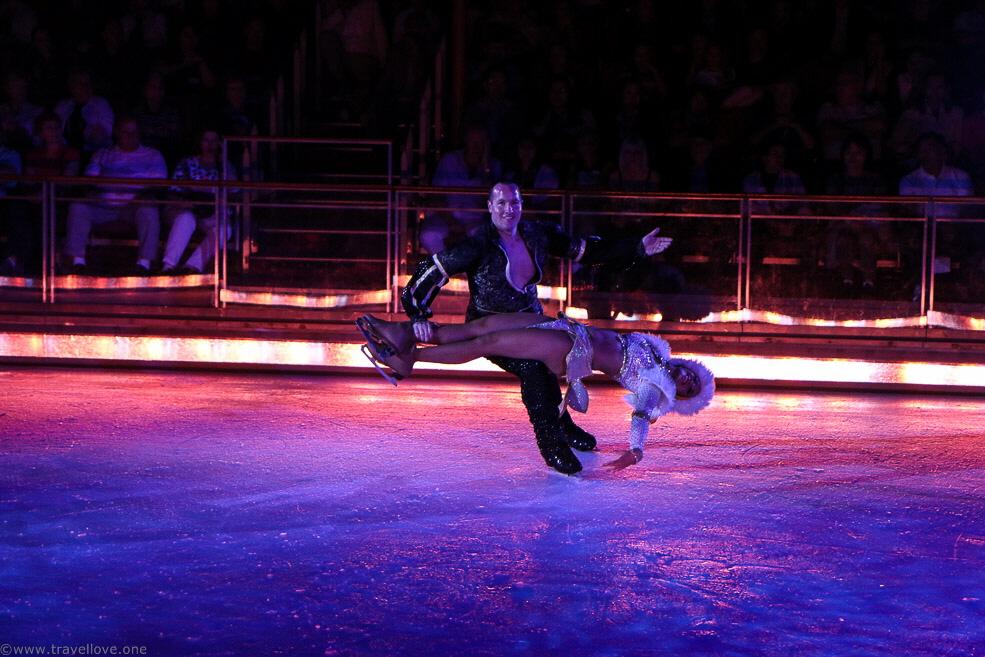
430,313,551,344
416,325,572,375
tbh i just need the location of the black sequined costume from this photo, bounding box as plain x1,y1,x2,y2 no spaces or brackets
402,220,646,473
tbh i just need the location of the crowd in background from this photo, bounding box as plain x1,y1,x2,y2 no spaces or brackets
3,0,985,285
444,0,985,199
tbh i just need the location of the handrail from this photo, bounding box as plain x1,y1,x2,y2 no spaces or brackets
1,175,982,330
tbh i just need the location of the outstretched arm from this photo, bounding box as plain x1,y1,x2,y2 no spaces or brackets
603,410,650,472
641,227,673,255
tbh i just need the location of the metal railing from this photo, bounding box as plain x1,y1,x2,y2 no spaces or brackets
1,175,982,330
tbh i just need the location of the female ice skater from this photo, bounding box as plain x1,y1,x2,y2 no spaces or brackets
357,312,714,472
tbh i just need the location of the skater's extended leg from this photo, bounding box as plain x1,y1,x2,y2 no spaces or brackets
416,325,571,375
430,313,551,344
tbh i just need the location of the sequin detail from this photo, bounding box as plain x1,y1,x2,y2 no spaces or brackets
531,316,593,414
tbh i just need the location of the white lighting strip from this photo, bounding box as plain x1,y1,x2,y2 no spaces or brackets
1,332,983,388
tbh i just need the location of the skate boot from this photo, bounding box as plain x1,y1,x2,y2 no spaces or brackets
537,432,582,475
359,314,417,355
560,412,597,452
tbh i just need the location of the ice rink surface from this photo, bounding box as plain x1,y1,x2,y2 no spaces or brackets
1,366,984,656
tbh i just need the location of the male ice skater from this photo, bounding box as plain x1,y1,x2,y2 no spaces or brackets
398,181,673,474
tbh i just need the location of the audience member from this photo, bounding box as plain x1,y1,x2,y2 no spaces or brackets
368,6,432,137
156,22,218,132
748,76,816,182
161,129,237,275
687,38,736,108
856,30,895,108
743,139,812,263
566,128,606,190
0,70,42,157
504,135,558,192
20,25,67,108
419,122,502,254
62,115,168,276
25,111,81,178
887,71,963,175
211,75,260,174
318,0,389,118
530,76,596,182
608,135,660,192
54,67,115,162
0,129,28,276
815,69,887,178
822,132,891,291
599,76,662,171
132,71,184,169
120,0,169,62
663,130,730,193
227,15,281,116
898,131,975,289
462,68,524,165
894,48,934,112
85,17,142,112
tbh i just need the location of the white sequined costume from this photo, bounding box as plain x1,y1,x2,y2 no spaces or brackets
531,316,681,453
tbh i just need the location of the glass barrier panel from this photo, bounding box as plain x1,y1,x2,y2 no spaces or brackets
933,199,985,319
48,178,221,307
0,184,44,303
568,194,740,322
225,185,391,303
746,196,927,322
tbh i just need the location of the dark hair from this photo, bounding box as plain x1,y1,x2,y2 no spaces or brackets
33,111,61,135
915,131,946,150
840,132,873,161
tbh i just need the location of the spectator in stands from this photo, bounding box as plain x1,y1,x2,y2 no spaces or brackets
419,122,502,254
462,68,524,165
25,111,81,178
567,128,607,190
504,135,558,210
212,75,260,175
319,0,389,119
687,38,736,109
899,131,976,292
959,86,985,194
894,48,934,115
822,132,891,292
21,25,67,108
54,67,115,165
888,71,963,176
857,30,895,108
85,17,142,112
531,76,596,183
0,129,28,276
599,76,661,171
816,69,887,178
0,70,43,157
120,0,169,62
748,76,817,184
156,22,218,132
62,115,168,276
227,15,280,118
608,135,660,192
132,71,183,170
899,132,975,209
369,6,432,137
663,130,730,193
161,129,237,276
620,42,671,109
743,138,812,264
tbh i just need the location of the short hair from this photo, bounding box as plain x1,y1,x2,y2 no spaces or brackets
841,131,873,161
488,181,521,200
33,110,61,135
